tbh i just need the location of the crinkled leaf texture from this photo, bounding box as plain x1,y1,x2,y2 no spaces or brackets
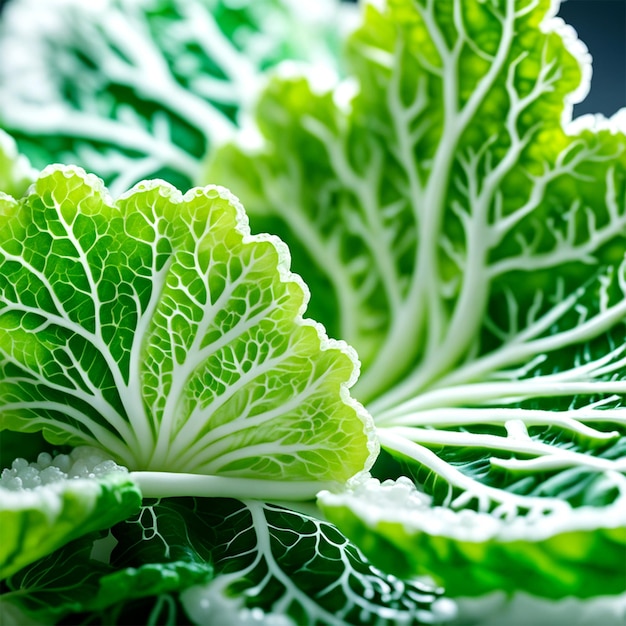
0,0,356,195
205,0,626,602
0,448,141,580
0,165,375,500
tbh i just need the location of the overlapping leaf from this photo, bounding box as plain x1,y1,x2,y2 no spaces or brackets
319,475,626,599
0,0,355,195
2,497,455,625
1,529,212,624
205,0,626,601
207,0,626,402
0,448,141,580
0,166,375,499
118,498,454,625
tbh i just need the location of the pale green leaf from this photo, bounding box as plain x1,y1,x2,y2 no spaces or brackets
204,0,626,602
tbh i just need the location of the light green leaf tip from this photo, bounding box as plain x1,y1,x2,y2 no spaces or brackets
0,165,377,500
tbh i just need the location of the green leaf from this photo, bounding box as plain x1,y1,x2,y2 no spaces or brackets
70,594,193,626
1,535,116,623
4,497,452,625
334,267,626,598
0,129,36,198
1,528,212,624
113,498,455,625
0,166,375,499
0,0,355,196
204,0,626,603
205,0,626,405
0,447,141,580
319,476,626,599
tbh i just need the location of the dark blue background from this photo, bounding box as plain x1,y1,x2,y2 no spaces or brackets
0,0,623,117
558,0,625,117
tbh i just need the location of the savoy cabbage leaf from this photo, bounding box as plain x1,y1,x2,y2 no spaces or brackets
0,165,376,500
0,0,356,196
205,0,626,600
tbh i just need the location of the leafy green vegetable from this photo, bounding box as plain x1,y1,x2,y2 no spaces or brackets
205,0,626,602
0,447,141,580
319,476,626,598
0,165,375,499
0,0,355,195
206,0,625,400
2,0,625,621
1,528,212,624
1,497,454,625
123,498,454,625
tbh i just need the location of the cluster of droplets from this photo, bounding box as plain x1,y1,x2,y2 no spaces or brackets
0,446,127,491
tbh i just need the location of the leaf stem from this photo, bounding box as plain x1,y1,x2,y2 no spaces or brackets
378,428,569,516
131,472,334,501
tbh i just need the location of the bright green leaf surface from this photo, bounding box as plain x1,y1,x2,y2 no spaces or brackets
0,166,375,499
0,0,355,195
0,448,141,580
205,0,626,601
319,476,626,599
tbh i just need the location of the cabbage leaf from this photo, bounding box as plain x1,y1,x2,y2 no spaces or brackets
1,529,213,624
1,497,454,625
0,447,141,580
124,498,454,625
0,0,355,196
2,0,625,619
0,165,375,501
319,476,625,598
205,0,626,601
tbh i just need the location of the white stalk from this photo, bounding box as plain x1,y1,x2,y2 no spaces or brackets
132,472,335,501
